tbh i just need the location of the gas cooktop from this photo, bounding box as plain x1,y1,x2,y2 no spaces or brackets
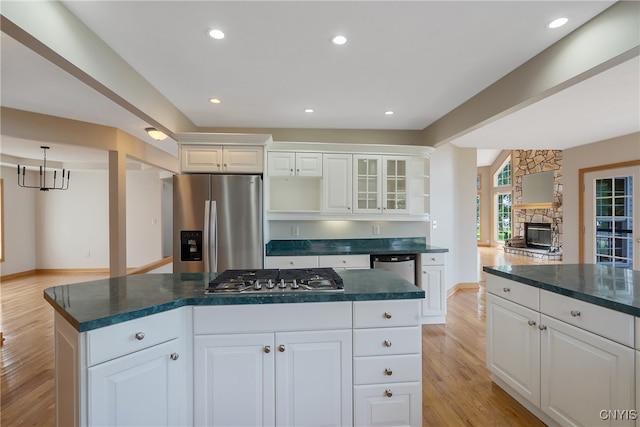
206,268,344,294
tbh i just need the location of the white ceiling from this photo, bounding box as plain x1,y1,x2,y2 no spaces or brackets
1,1,637,168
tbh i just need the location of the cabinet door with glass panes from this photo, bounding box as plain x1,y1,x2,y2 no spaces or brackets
353,155,382,214
383,156,409,214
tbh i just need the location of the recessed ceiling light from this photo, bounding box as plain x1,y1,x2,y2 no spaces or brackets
208,29,225,39
304,108,314,113
209,98,221,104
332,35,347,45
547,17,568,29
384,111,394,115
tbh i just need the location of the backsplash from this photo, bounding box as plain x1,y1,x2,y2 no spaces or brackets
268,220,430,241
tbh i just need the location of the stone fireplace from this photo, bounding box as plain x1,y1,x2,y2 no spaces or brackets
505,150,563,261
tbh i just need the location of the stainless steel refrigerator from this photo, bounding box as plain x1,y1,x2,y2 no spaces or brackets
173,174,263,273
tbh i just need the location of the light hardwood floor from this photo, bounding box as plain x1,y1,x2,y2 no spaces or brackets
1,248,556,426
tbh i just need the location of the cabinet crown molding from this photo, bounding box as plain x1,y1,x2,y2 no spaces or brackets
269,141,434,158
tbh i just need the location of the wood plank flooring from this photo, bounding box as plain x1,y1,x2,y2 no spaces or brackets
1,249,555,426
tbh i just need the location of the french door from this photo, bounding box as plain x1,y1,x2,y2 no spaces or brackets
583,163,639,270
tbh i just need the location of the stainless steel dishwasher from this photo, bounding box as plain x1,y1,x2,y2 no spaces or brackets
370,254,416,285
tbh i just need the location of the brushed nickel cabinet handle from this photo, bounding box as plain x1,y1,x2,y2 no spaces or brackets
134,332,145,341
384,368,393,376
538,325,547,331
383,340,392,348
503,287,510,293
264,346,271,354
278,345,286,352
384,312,392,319
384,389,393,398
570,310,581,317
170,353,179,361
527,320,537,326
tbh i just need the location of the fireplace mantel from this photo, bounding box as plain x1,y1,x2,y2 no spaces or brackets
513,202,560,210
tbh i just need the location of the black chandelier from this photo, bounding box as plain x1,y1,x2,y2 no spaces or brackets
17,146,70,191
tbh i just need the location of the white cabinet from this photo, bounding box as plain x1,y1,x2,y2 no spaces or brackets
88,339,185,427
486,294,540,407
353,155,409,214
318,254,370,270
264,255,319,268
181,144,263,173
193,333,275,426
323,153,353,213
54,308,191,427
269,152,322,176
193,303,353,426
540,314,634,427
486,275,636,427
417,253,446,324
353,300,422,427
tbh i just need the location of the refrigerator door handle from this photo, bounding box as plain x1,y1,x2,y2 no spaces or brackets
211,200,218,273
203,200,218,273
203,200,211,273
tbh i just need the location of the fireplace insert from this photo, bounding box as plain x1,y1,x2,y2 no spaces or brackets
524,222,552,249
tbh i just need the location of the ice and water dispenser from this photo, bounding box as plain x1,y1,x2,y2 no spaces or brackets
180,230,203,261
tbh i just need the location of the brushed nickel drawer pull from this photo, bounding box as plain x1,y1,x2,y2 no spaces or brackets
384,368,393,376
264,346,271,354
527,320,536,327
570,310,581,317
384,389,393,398
538,325,547,331
170,353,179,361
384,312,392,319
383,340,392,348
503,287,510,293
134,332,145,341
278,345,286,352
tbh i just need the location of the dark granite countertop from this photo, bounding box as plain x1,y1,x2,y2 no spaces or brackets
266,237,448,256
483,264,640,316
44,269,424,332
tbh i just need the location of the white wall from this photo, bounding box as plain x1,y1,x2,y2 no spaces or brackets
0,165,37,276
562,132,640,263
35,170,109,269
126,169,163,268
430,143,479,289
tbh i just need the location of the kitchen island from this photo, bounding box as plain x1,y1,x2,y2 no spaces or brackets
44,269,424,427
483,264,640,427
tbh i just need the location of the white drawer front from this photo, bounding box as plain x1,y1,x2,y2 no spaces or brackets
540,290,634,347
354,354,421,385
194,302,352,334
86,309,182,366
354,382,421,427
318,254,370,269
420,252,445,266
486,275,539,311
354,326,421,356
264,255,319,269
353,300,420,328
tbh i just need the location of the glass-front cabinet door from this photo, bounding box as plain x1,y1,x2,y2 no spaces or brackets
353,155,381,214
383,157,409,213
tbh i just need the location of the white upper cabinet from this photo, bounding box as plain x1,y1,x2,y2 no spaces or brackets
181,144,263,173
322,153,353,213
353,155,409,214
353,155,382,214
268,152,322,176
